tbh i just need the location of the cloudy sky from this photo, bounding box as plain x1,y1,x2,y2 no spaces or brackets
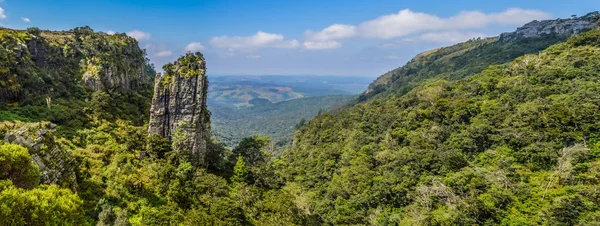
1,0,598,77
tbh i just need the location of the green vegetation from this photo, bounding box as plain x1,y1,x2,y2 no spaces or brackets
0,26,155,137
211,95,355,149
0,143,40,189
282,29,600,224
0,143,84,226
360,33,570,103
209,83,305,107
2,23,600,225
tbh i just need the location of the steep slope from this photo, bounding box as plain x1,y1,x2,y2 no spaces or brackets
361,12,600,102
283,29,600,225
0,26,152,103
0,26,155,136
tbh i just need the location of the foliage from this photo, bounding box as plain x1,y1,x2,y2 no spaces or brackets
211,95,354,150
232,156,249,183
0,26,155,137
360,33,569,103
3,22,600,225
281,29,600,225
0,183,85,226
0,143,40,189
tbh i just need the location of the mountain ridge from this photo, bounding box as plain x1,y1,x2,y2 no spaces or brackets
361,12,600,104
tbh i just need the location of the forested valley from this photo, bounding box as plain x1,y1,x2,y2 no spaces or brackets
1,11,600,226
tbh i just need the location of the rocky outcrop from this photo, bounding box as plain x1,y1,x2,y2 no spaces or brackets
80,42,149,93
0,26,153,104
2,122,78,190
148,52,210,167
500,12,600,41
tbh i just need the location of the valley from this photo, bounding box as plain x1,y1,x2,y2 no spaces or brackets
207,75,370,148
0,3,599,225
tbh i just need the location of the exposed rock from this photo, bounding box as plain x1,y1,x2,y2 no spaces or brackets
0,26,153,104
2,122,78,190
500,12,600,41
148,52,210,166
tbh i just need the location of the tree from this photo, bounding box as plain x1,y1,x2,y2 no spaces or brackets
231,156,248,184
89,90,112,123
0,184,85,226
0,143,40,189
232,136,269,166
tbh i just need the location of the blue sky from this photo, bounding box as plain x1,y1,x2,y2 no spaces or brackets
1,0,598,77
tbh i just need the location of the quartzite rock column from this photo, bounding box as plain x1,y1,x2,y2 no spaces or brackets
148,52,210,167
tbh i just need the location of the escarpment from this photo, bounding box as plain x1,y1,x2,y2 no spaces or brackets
0,26,153,104
148,52,210,167
362,13,600,101
500,11,600,41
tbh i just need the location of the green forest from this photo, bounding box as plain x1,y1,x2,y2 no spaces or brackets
211,95,355,149
1,12,600,226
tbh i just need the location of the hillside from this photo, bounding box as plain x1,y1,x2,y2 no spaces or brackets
2,11,600,226
0,26,155,136
282,28,600,225
360,12,600,103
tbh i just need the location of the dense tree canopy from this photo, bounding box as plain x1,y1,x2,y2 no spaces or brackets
282,29,600,225
2,24,600,225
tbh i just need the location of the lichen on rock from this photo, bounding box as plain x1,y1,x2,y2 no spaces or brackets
148,52,210,167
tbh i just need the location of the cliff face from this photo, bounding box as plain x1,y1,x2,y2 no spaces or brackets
148,52,210,166
0,26,152,104
500,12,600,41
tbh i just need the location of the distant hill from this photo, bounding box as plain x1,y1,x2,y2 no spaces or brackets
207,75,369,146
208,83,304,107
359,11,600,104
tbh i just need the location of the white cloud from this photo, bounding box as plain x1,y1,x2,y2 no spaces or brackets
418,31,488,43
303,41,342,50
210,31,299,50
357,8,550,39
246,55,261,59
21,17,30,23
185,42,205,52
305,24,357,41
106,30,115,35
275,39,300,48
154,50,173,57
0,8,6,19
126,30,151,41
305,8,550,42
